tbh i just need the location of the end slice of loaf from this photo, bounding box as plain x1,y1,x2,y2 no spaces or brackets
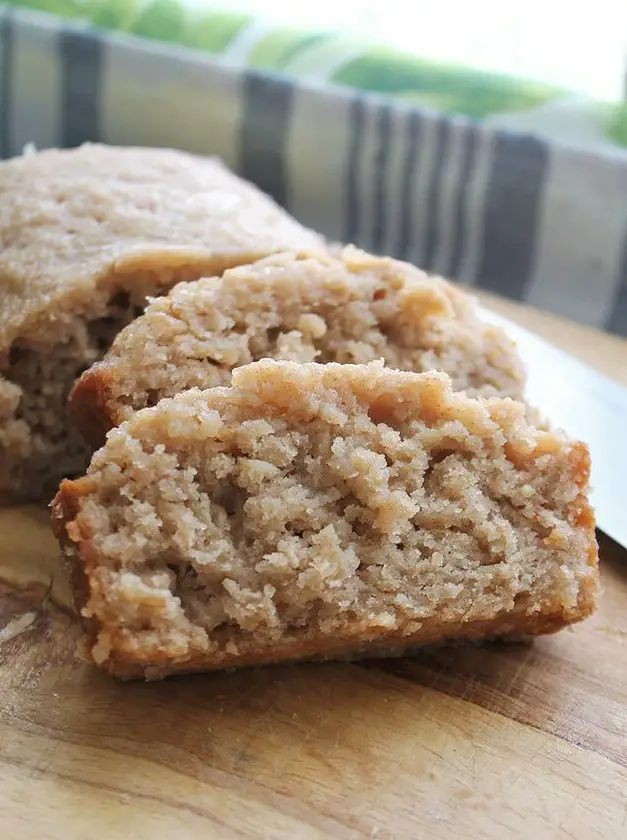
0,144,322,502
52,360,598,680
69,248,526,446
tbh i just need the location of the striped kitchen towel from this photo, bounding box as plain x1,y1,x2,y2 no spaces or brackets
1,5,626,335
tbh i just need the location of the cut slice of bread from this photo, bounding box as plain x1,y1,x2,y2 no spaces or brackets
52,360,598,680
69,248,526,446
0,144,322,501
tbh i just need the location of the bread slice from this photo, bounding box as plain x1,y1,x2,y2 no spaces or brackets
69,248,526,447
52,360,598,680
0,144,322,502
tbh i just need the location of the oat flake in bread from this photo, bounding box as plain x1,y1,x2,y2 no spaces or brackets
0,143,323,502
52,360,598,680
69,247,526,446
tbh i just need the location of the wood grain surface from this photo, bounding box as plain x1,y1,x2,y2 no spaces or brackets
1,304,627,840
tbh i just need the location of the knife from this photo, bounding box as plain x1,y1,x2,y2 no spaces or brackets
480,308,627,548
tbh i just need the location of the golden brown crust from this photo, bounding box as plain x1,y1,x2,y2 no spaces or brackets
113,612,590,680
52,478,102,658
112,605,596,679
51,477,91,542
67,366,119,450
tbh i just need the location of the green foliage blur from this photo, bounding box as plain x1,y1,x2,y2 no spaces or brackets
335,48,560,118
6,0,562,119
8,0,626,143
6,0,252,52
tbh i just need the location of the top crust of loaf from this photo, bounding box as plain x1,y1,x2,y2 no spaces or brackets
0,144,322,350
69,248,526,443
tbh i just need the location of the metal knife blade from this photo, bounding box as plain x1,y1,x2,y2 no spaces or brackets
480,308,627,547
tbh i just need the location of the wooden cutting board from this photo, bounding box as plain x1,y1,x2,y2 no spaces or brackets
2,301,627,840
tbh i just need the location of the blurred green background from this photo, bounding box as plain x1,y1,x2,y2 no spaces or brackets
6,0,627,148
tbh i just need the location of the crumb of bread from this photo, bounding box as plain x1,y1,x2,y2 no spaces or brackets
53,360,598,680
